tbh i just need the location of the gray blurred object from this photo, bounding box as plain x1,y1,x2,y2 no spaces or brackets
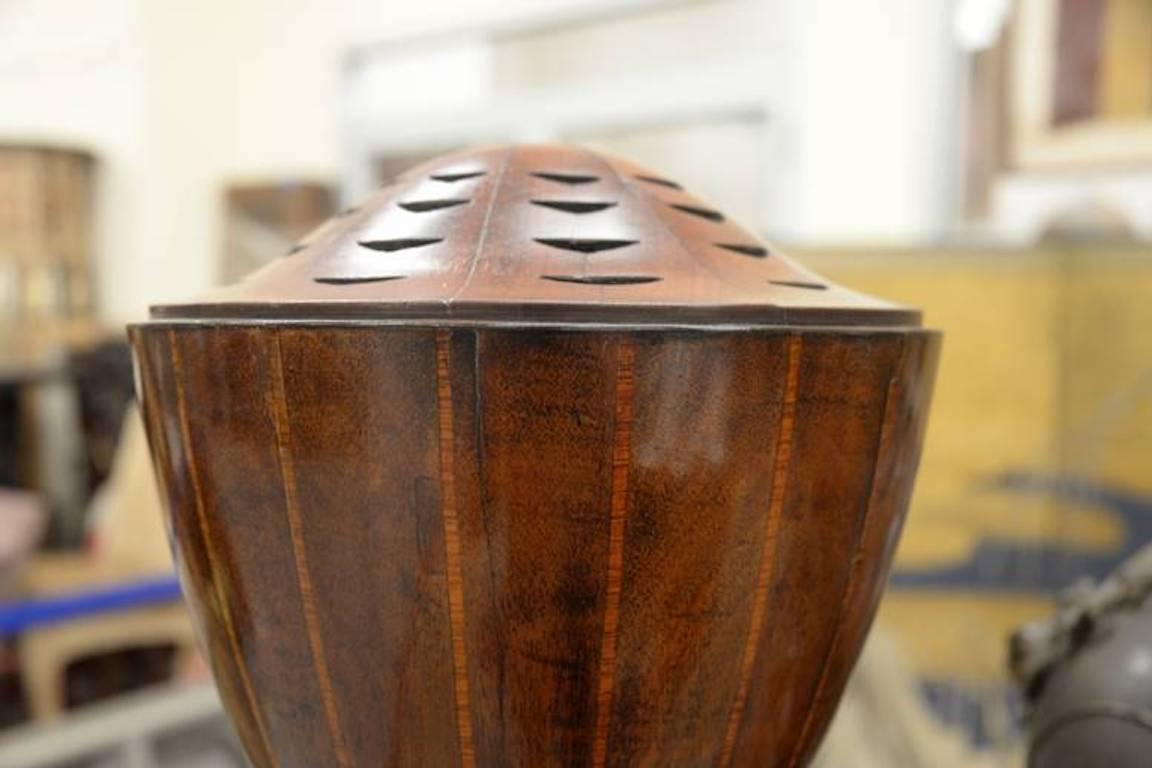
0,683,244,768
1011,542,1152,767
27,346,89,547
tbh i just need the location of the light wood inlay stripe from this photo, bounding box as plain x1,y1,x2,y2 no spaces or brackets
785,342,907,768
435,329,478,768
718,334,802,768
168,331,276,766
591,338,637,768
267,333,353,768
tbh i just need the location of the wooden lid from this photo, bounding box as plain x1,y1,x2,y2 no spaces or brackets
151,145,920,327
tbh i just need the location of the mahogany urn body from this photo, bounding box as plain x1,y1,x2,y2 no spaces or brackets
131,145,939,767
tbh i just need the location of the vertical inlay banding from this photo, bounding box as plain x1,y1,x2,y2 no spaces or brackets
718,334,803,767
168,331,276,766
267,334,352,768
591,338,637,768
436,329,478,768
784,343,907,768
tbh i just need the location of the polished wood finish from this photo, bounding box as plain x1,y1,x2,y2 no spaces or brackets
132,145,939,767
152,145,917,327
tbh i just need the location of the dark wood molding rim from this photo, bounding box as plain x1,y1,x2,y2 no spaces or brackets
147,301,922,328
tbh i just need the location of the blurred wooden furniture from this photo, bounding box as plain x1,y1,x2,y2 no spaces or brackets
11,406,193,721
0,683,243,768
17,600,191,721
0,145,96,322
0,321,118,545
0,144,102,538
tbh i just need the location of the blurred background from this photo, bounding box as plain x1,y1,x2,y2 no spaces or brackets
1,0,1151,765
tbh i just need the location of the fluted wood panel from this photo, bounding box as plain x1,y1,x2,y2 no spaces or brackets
132,324,937,767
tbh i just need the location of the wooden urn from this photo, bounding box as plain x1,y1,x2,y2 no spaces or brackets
130,145,938,767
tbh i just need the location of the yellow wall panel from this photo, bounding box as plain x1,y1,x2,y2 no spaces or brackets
1099,0,1152,119
801,246,1152,695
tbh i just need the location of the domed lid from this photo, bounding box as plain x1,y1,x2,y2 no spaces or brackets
152,145,919,327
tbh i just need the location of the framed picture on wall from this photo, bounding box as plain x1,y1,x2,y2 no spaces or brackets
1014,0,1152,169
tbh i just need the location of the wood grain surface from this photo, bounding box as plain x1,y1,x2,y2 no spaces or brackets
132,145,939,766
132,324,938,767
151,145,918,328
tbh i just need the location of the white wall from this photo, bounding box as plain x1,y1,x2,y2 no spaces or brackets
0,0,147,320
0,0,616,321
776,0,959,244
342,0,961,245
0,0,959,322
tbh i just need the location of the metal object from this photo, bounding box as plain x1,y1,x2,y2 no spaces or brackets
1012,543,1152,767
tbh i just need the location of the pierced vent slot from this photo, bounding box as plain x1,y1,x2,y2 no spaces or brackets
339,206,361,216
770,280,827,290
634,174,682,190
315,275,406,285
430,171,486,182
286,243,307,255
531,172,600,185
716,243,769,258
358,238,443,252
534,238,637,253
398,199,470,212
542,275,662,285
669,204,725,222
531,200,617,214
